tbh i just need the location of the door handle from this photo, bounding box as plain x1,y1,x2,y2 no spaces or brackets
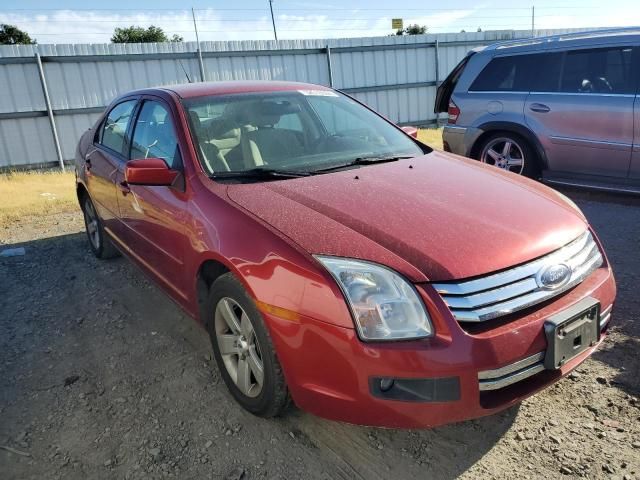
530,103,551,113
118,181,131,196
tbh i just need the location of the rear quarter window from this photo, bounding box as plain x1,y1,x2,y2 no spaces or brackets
469,53,561,92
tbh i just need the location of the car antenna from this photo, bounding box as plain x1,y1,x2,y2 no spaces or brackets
179,59,193,83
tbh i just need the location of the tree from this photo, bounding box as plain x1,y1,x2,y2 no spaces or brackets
0,24,36,45
111,25,183,43
396,24,427,36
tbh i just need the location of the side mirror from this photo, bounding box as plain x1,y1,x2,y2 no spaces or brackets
400,125,419,139
125,158,179,186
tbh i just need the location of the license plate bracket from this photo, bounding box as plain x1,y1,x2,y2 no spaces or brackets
544,297,600,370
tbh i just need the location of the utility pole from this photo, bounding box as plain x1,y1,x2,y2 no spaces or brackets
269,0,278,41
192,8,206,82
531,6,535,37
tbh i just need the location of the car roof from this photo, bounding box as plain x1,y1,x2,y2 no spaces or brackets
158,80,333,99
482,27,640,54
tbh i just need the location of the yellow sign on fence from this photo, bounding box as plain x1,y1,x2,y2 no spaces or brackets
392,18,403,29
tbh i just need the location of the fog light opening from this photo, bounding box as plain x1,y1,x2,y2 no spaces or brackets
379,378,395,392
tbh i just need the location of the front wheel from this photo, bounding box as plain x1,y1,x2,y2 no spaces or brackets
206,273,290,417
477,133,539,178
82,195,120,259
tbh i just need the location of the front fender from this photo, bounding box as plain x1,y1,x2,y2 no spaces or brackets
185,181,355,331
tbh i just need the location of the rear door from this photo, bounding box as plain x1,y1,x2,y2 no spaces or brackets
525,46,635,178
118,96,191,302
462,53,541,129
86,98,138,240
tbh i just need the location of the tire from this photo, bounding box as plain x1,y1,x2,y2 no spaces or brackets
476,132,540,178
81,195,120,259
206,273,290,417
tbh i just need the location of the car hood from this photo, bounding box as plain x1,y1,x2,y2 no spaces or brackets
226,151,588,282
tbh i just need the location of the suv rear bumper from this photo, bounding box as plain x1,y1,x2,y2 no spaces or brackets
442,125,482,157
264,265,615,429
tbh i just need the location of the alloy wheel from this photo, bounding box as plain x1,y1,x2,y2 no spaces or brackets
214,297,264,398
480,137,525,174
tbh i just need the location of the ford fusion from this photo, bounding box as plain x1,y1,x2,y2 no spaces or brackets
75,81,616,428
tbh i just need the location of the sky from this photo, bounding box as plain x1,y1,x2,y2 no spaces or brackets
0,0,638,44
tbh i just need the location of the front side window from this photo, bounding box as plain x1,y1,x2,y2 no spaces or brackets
99,100,137,155
130,100,181,169
184,90,425,176
560,47,635,94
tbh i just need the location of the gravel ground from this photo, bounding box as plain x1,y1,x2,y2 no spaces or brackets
1,189,639,480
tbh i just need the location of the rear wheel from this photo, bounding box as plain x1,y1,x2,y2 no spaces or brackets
477,133,539,178
82,195,120,259
206,273,290,417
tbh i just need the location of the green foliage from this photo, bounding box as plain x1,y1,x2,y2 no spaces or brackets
396,24,428,36
0,24,36,45
111,25,183,43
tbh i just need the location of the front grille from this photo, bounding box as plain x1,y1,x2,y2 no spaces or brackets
432,230,603,323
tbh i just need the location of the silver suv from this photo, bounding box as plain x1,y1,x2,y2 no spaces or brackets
436,28,640,194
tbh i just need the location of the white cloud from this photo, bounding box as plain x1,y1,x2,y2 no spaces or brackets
0,7,632,45
0,8,482,44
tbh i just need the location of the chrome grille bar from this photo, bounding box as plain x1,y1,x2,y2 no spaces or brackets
600,304,613,330
433,231,603,322
478,352,545,391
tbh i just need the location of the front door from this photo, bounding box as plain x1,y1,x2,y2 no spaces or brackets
86,99,138,240
118,96,190,302
525,46,635,178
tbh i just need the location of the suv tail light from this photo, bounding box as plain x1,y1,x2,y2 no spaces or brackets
447,100,460,124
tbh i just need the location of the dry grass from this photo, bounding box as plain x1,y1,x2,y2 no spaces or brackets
417,127,443,150
0,170,77,228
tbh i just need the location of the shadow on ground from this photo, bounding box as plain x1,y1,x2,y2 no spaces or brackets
1,232,516,480
565,189,640,398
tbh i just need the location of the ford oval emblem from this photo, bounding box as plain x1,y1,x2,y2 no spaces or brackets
536,263,572,290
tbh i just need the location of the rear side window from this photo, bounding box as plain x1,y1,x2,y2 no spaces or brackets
470,55,538,92
560,47,635,94
99,100,137,155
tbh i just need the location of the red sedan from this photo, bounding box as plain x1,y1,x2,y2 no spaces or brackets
75,81,616,428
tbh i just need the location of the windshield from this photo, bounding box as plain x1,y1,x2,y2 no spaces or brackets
183,89,426,177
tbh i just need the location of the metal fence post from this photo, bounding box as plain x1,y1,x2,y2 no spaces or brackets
35,52,65,171
325,45,334,87
434,39,440,85
192,8,207,82
434,39,441,126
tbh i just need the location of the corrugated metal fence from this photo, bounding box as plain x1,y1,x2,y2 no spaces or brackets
0,28,575,169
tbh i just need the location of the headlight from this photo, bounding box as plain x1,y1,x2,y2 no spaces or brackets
315,256,433,341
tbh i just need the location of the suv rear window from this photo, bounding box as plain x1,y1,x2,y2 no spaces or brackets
470,53,562,92
470,55,535,92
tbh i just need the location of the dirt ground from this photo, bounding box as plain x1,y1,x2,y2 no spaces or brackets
1,189,639,480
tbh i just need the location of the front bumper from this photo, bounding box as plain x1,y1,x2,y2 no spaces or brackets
265,265,615,429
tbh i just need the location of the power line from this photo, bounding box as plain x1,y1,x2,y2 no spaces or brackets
0,6,619,11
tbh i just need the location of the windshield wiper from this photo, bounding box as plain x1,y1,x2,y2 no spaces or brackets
210,167,311,180
310,155,415,173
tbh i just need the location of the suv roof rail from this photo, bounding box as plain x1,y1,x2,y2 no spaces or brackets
485,26,640,52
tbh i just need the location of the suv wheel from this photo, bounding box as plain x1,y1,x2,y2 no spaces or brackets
206,273,290,417
82,195,120,259
477,133,539,178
